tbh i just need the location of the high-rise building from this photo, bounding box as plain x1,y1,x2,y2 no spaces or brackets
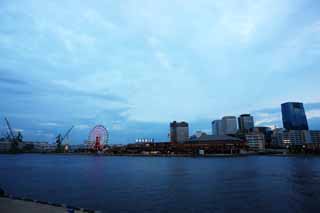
222,116,237,135
238,114,254,132
281,102,309,130
212,120,223,136
170,121,189,143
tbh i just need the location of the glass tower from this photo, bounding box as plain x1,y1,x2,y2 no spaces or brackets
281,102,309,130
238,114,254,132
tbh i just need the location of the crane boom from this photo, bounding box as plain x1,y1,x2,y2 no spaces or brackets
4,117,15,140
61,126,74,143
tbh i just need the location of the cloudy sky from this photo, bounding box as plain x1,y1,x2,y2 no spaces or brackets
1,0,320,144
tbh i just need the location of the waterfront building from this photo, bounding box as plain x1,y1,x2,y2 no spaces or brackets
188,135,245,154
0,140,26,152
68,144,90,152
32,142,49,152
23,141,56,152
222,116,238,135
0,141,11,152
281,102,309,130
123,136,246,155
195,131,207,138
251,127,272,147
170,121,189,143
271,129,311,147
283,130,311,145
190,131,207,140
271,128,285,147
310,131,320,143
238,114,254,132
135,138,155,143
212,120,223,136
251,126,272,134
188,134,243,143
245,133,265,151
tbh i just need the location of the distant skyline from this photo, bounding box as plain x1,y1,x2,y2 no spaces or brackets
1,0,320,144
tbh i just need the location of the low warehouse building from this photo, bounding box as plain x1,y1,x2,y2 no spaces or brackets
187,135,246,154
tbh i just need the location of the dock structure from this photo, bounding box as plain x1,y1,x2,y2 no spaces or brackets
0,196,98,213
0,197,68,213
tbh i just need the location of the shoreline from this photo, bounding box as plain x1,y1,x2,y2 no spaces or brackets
0,193,98,213
1,152,319,157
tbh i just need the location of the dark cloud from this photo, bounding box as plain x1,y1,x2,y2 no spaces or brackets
0,69,29,97
252,102,320,129
59,88,126,103
30,80,128,103
0,75,126,104
0,73,32,99
254,102,320,114
0,86,31,96
0,77,28,85
76,108,129,126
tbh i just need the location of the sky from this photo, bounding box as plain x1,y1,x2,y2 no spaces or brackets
0,0,320,144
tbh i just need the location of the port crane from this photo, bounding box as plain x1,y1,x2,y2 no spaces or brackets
4,117,23,151
4,117,23,142
56,126,74,152
5,117,16,142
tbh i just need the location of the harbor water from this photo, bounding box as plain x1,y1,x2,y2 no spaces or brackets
0,154,320,212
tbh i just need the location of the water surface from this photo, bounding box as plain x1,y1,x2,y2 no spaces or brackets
0,154,320,213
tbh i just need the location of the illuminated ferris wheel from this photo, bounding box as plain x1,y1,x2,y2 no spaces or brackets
88,125,109,150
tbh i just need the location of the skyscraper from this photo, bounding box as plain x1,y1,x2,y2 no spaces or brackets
281,102,309,130
222,116,238,135
238,114,254,132
212,120,223,136
170,121,189,143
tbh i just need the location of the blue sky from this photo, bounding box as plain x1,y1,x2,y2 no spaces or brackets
1,0,320,144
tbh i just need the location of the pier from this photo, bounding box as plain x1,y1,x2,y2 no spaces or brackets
0,192,98,213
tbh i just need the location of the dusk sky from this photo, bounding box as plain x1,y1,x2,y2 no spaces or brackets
1,0,320,144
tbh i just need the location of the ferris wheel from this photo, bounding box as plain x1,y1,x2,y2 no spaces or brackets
88,125,109,150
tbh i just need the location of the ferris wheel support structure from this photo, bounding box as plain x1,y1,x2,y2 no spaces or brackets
88,125,109,151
